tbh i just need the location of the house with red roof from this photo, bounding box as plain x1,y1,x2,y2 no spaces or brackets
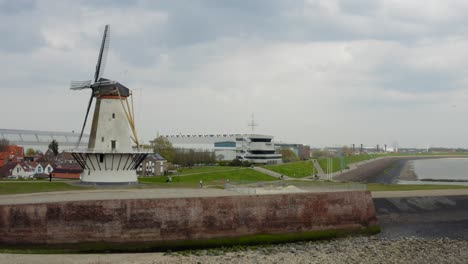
0,162,18,179
51,163,82,179
0,145,24,167
11,162,35,179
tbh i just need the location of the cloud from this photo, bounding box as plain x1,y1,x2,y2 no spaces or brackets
2,0,468,148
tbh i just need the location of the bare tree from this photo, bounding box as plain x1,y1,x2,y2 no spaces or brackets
0,138,10,152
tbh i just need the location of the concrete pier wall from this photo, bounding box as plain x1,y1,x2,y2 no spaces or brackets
0,191,377,246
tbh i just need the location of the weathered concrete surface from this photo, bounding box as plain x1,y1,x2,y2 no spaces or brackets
0,191,377,246
334,157,398,183
334,156,468,184
374,195,468,239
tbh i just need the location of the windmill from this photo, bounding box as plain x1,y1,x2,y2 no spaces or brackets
67,25,149,185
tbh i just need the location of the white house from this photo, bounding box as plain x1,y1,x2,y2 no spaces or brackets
39,162,53,174
12,162,35,178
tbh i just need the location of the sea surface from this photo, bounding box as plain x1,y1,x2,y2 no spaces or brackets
399,158,468,185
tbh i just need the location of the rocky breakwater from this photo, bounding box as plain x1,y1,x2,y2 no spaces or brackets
1,236,467,263
158,236,468,264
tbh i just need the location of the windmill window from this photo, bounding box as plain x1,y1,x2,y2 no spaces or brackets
111,140,116,150
100,154,104,163
112,113,115,119
101,137,104,142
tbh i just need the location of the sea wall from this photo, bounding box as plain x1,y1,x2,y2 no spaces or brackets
374,195,468,239
0,191,377,246
334,157,398,182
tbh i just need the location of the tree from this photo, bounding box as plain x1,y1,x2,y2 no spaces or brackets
26,148,37,156
279,148,299,163
342,145,353,156
152,136,175,162
48,140,59,156
0,138,9,152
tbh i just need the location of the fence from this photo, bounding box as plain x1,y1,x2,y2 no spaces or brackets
224,180,367,195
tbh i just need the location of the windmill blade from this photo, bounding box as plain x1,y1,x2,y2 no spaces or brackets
70,80,92,90
77,92,94,148
94,25,110,82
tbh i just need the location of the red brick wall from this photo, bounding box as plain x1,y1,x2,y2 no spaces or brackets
0,191,377,245
52,172,80,179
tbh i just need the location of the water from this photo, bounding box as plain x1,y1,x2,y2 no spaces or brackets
398,158,468,186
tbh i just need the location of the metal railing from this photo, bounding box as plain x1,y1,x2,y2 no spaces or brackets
224,180,367,194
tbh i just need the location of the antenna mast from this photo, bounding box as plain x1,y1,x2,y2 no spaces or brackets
248,114,258,134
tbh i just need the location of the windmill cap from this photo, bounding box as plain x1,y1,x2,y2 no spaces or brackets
92,78,130,97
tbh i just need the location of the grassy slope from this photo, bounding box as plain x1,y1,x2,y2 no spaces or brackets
0,182,89,195
177,166,240,175
139,168,276,187
317,154,378,173
264,161,315,178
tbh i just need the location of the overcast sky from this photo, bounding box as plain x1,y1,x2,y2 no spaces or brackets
2,0,468,148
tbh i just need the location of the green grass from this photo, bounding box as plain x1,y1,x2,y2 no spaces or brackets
264,161,316,178
368,183,468,191
177,166,240,175
0,182,89,195
139,168,276,187
0,225,380,254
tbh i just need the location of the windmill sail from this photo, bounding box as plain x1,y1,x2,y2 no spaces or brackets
94,25,110,82
70,80,92,90
77,93,94,147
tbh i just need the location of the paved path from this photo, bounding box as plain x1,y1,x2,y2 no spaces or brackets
371,189,468,198
311,159,325,176
252,166,291,180
177,167,246,176
3,180,468,205
0,188,242,205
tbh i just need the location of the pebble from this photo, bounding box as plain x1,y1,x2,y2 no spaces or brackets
163,236,468,264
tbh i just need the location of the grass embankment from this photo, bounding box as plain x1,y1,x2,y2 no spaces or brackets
177,166,240,175
0,226,380,254
0,182,90,195
139,168,276,188
317,154,378,174
368,183,468,192
264,161,315,178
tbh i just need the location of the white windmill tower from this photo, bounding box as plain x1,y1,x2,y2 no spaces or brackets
67,25,149,185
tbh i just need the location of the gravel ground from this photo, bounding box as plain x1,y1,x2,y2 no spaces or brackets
2,236,467,264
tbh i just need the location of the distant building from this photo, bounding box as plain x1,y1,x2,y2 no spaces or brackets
214,141,237,161
0,128,89,153
0,145,24,167
161,134,282,164
11,162,35,179
0,162,18,178
275,143,311,160
137,154,167,176
0,161,53,179
52,163,83,179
